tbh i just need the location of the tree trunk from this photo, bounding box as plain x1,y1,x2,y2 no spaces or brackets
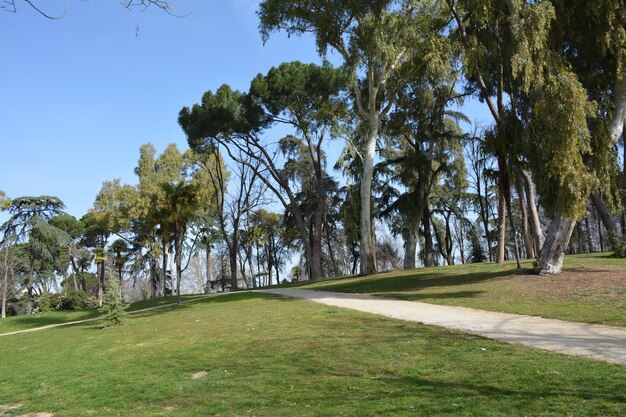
520,169,545,255
422,205,434,268
229,246,238,291
403,221,418,269
495,175,508,264
175,237,182,305
590,191,619,248
97,261,105,307
2,246,9,319
622,125,626,239
310,233,323,281
584,217,594,252
326,231,341,277
536,210,576,275
161,241,169,297
205,246,212,294
477,180,493,262
515,171,534,258
359,126,378,276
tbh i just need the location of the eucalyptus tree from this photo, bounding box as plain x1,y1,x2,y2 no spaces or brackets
546,0,626,253
444,0,616,274
180,62,345,280
380,48,467,268
259,0,450,275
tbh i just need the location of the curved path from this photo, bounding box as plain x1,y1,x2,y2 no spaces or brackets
260,288,626,365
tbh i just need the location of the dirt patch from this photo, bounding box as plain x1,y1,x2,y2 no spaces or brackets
15,413,53,417
0,404,23,411
191,371,208,379
504,266,626,301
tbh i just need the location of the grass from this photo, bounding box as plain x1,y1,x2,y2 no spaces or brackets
0,294,209,334
295,253,626,326
0,292,623,416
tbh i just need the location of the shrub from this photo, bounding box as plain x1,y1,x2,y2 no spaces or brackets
39,291,98,312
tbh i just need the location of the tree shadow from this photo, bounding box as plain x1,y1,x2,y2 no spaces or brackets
309,267,532,295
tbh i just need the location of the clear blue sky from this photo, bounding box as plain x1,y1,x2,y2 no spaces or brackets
0,0,490,221
0,0,324,219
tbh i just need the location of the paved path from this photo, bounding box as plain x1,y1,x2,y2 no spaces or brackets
260,288,626,365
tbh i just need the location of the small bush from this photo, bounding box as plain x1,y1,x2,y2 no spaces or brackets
39,291,98,312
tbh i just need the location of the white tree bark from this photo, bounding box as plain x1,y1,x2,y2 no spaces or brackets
537,210,576,275
538,69,625,274
359,126,378,275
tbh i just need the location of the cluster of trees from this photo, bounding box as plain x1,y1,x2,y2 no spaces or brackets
182,0,626,277
1,0,625,316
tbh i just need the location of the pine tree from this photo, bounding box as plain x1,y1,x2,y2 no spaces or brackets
99,271,127,327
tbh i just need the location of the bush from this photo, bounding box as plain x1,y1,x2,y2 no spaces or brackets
40,291,98,312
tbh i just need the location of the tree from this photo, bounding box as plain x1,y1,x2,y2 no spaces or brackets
0,196,69,299
444,0,607,274
180,62,345,280
160,182,200,304
259,0,450,275
99,269,127,327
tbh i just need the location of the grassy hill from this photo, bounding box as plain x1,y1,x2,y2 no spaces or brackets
296,253,626,326
0,292,624,416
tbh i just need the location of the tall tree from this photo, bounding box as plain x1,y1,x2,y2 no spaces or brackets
180,62,344,280
259,0,449,275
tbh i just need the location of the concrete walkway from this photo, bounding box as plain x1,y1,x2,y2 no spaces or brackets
260,288,626,365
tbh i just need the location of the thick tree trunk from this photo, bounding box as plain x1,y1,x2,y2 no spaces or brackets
521,169,545,255
309,235,323,281
359,126,378,276
536,210,576,275
403,221,418,269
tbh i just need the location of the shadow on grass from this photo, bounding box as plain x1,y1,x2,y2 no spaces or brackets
0,310,101,331
310,267,532,295
127,291,295,320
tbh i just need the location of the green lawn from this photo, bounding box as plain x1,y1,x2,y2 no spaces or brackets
297,253,626,326
0,293,624,417
0,294,209,334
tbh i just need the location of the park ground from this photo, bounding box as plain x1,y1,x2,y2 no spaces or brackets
0,253,624,416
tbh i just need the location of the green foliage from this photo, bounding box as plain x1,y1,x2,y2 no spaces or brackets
40,290,98,312
468,227,487,263
99,272,127,327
